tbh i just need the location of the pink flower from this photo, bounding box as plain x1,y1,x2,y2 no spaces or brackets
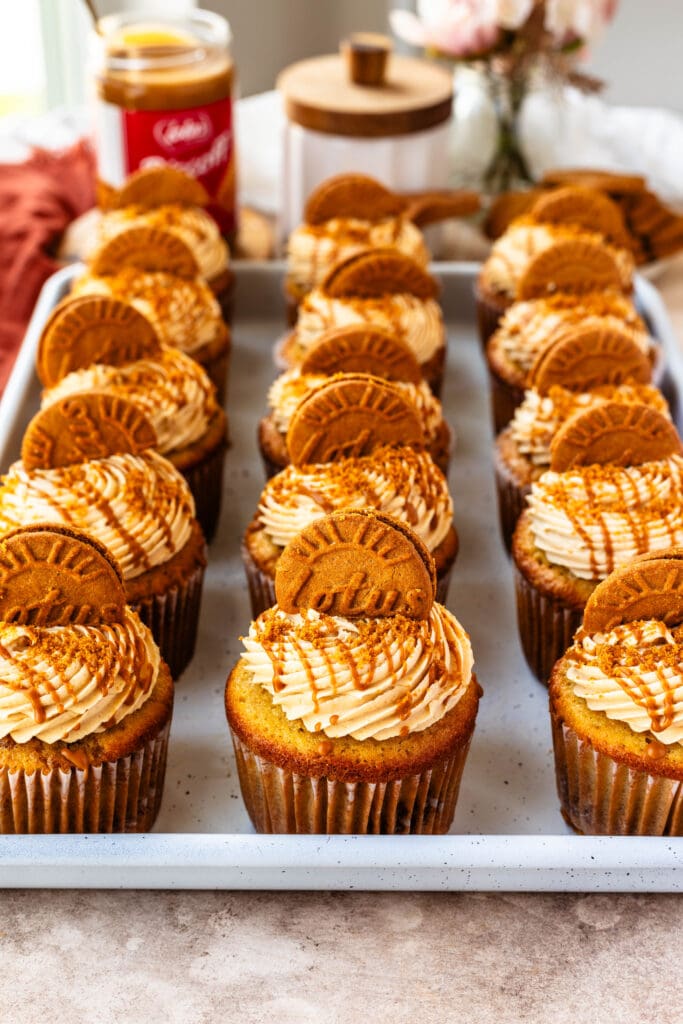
390,1,502,59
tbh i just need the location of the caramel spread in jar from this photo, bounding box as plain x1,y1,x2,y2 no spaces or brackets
93,10,236,234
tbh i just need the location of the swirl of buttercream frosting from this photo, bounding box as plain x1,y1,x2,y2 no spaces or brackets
495,295,650,374
526,455,683,580
71,268,224,355
566,619,683,744
258,445,453,552
0,451,196,580
0,608,159,744
42,348,217,456
267,369,443,443
287,217,429,291
241,604,473,741
95,203,229,281
510,384,669,467
294,291,444,366
482,219,634,298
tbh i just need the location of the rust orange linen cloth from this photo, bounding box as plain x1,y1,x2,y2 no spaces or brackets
0,140,95,394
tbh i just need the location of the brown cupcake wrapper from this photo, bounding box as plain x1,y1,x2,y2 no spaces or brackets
230,730,472,834
180,441,227,543
130,559,206,680
213,276,235,326
475,284,510,348
488,368,525,435
259,448,285,482
285,290,300,328
551,713,683,835
494,460,529,554
514,564,583,684
199,348,230,406
243,541,453,619
0,720,170,834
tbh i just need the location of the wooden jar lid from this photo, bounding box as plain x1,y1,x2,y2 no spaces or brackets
276,37,453,139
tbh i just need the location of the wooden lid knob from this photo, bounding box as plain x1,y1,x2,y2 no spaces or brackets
341,33,392,87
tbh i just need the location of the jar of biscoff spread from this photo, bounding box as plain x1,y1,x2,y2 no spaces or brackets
92,9,236,235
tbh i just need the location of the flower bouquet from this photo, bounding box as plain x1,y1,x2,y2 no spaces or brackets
391,1,619,192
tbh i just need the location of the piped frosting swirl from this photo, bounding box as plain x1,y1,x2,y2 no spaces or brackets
0,451,196,580
0,608,159,744
241,604,473,741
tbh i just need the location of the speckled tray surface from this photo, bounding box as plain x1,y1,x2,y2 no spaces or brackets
2,262,683,891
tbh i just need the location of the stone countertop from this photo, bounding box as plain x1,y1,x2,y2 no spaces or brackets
2,890,682,1022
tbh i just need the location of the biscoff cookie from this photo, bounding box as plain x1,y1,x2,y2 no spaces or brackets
226,510,480,834
549,402,682,472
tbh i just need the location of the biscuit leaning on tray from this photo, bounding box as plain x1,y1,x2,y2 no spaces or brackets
0,392,206,679
475,186,636,345
511,400,683,684
280,248,447,397
227,508,481,835
484,290,656,434
72,224,232,403
493,325,667,550
85,165,234,322
259,324,453,477
549,550,683,835
284,171,479,324
0,524,174,834
243,373,458,616
37,295,228,541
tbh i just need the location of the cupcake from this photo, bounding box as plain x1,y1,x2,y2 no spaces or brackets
475,188,635,344
493,324,663,549
226,509,481,834
285,173,430,323
0,393,206,679
512,401,683,683
244,375,458,616
280,249,446,397
37,296,228,541
260,326,452,476
485,293,653,433
87,165,233,321
550,550,683,835
72,252,231,403
0,525,173,833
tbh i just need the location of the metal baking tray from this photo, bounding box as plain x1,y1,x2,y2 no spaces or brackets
2,261,683,891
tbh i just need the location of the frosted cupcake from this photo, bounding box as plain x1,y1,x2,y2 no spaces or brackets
38,295,228,540
550,551,683,835
512,402,683,682
227,509,481,834
475,186,635,343
280,249,446,396
0,525,173,834
0,393,205,678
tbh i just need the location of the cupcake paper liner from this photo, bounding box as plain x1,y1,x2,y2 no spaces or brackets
494,456,529,554
200,348,230,406
130,558,206,680
258,448,285,482
243,541,454,619
180,440,227,543
230,730,472,834
550,714,683,836
0,720,170,834
475,283,509,348
514,564,583,684
488,369,525,435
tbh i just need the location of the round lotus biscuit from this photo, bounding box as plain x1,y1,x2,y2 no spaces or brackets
90,226,199,279
37,295,161,387
303,173,406,225
531,186,631,247
286,373,425,466
549,401,682,472
528,324,652,396
22,391,157,471
540,168,646,196
517,239,624,301
299,325,422,383
0,523,126,627
112,165,210,209
274,508,436,619
322,248,439,300
582,552,683,634
483,189,542,239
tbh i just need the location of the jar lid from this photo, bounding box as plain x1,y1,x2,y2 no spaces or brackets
277,35,453,139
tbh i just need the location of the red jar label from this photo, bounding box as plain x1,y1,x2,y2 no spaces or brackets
95,96,236,234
